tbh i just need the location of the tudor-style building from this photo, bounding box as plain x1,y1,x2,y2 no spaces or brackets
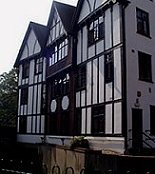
45,1,76,137
14,0,155,154
14,22,49,142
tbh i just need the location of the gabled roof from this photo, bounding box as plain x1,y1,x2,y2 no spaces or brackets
71,0,84,28
47,1,76,33
14,22,49,67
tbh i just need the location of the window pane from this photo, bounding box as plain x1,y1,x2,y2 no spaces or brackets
22,62,29,78
136,8,150,36
138,51,152,82
92,105,105,134
21,88,28,105
105,52,114,83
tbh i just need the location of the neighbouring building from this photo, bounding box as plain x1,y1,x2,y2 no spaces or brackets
14,0,155,154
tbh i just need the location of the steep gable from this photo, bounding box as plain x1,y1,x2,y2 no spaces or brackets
14,22,49,67
75,0,109,23
46,1,75,46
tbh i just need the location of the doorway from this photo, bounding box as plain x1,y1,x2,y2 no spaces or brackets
132,108,143,151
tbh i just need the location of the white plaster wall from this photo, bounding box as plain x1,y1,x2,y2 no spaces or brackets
28,86,33,115
114,48,122,100
17,134,43,144
27,116,32,133
47,10,66,45
105,8,112,50
43,57,46,82
125,0,155,147
105,104,112,134
96,40,104,55
113,4,121,46
87,107,91,134
82,108,86,134
99,55,104,103
114,102,122,134
18,90,21,115
86,61,92,106
29,60,35,85
78,0,109,23
18,65,22,86
41,115,45,133
33,85,37,114
82,26,88,62
81,90,86,107
76,91,80,107
93,59,98,104
77,31,82,65
88,45,95,59
105,83,112,101
37,84,42,114
21,30,41,60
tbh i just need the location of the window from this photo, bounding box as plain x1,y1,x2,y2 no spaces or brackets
51,73,70,98
138,51,152,82
75,109,81,135
92,105,105,134
19,116,27,133
88,16,104,46
58,39,68,60
60,111,70,135
48,38,68,66
22,62,29,78
105,52,114,83
150,106,155,135
136,8,150,36
76,66,86,90
21,88,28,105
35,58,43,74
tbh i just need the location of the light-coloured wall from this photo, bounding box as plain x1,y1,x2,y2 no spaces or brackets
78,0,109,23
125,0,155,148
47,10,66,46
76,2,123,136
21,30,41,60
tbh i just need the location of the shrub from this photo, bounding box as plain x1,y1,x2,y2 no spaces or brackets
70,136,89,149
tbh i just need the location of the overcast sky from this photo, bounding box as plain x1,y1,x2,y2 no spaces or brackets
0,0,78,75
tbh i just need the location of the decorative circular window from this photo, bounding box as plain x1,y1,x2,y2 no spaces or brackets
61,96,69,110
50,99,57,112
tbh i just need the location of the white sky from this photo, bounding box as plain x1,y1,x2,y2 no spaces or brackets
0,0,78,75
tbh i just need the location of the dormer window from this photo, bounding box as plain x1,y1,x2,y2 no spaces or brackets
22,62,29,79
88,16,104,46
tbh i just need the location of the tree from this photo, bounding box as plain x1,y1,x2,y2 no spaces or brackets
0,68,18,127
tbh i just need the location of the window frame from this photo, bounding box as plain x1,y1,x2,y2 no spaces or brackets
136,8,150,37
138,51,152,83
49,37,68,66
22,61,29,79
76,65,86,91
92,105,105,135
105,51,114,84
51,73,70,99
35,58,43,75
21,87,28,105
88,15,104,46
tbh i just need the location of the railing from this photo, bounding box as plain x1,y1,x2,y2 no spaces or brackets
143,131,155,144
127,129,155,150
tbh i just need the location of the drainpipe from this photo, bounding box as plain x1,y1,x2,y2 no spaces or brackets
119,0,130,153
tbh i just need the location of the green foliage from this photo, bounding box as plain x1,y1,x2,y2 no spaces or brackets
70,136,89,149
0,68,18,127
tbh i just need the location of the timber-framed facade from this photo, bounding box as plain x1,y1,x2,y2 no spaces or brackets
14,0,155,154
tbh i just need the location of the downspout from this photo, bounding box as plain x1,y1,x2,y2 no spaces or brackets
120,0,130,153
